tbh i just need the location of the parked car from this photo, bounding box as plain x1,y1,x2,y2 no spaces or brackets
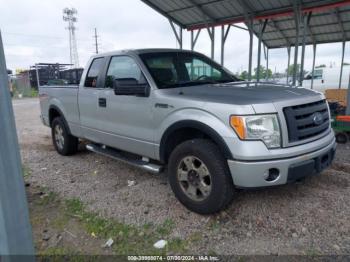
39,49,336,214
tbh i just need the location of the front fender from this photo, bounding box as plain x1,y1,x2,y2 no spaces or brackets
156,108,237,160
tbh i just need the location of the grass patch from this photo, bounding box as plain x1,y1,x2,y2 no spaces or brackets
156,218,175,236
29,186,201,256
64,198,189,255
14,88,38,98
38,190,59,206
22,165,32,178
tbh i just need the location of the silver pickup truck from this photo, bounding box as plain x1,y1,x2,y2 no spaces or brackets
39,49,336,214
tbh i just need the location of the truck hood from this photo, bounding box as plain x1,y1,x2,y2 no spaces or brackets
166,82,321,105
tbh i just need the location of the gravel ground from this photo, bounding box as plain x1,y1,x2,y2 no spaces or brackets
14,98,350,255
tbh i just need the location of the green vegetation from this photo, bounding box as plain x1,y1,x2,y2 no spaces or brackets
22,165,32,178
12,82,38,98
239,65,272,80
30,188,202,256
64,198,188,255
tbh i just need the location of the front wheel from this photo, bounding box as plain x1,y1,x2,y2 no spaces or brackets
168,139,235,214
336,132,348,144
51,117,78,156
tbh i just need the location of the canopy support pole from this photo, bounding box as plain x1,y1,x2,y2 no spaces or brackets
286,46,291,84
247,19,253,81
257,19,268,82
0,31,35,257
264,45,269,80
292,2,301,86
299,14,308,86
347,74,350,115
220,25,231,66
169,20,183,49
339,41,346,89
311,44,317,90
191,29,201,51
207,26,215,59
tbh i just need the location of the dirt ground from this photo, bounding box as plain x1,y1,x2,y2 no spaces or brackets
14,98,350,255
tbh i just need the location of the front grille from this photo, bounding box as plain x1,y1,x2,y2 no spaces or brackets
283,100,330,143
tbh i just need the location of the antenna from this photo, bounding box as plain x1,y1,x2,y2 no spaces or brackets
63,8,79,68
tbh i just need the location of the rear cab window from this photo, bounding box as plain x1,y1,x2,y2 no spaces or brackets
84,57,105,88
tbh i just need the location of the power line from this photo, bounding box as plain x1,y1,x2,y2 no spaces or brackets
2,32,91,42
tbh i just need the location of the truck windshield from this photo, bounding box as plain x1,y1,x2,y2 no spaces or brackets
140,52,238,89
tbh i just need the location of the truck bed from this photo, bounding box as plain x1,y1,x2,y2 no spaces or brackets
39,85,80,131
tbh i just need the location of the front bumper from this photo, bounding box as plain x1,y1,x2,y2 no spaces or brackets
227,138,336,188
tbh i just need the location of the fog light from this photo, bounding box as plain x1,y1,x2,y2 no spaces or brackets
265,168,280,182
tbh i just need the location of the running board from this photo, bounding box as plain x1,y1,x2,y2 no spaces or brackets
86,144,163,174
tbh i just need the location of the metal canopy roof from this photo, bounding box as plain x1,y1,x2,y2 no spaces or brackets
141,0,350,48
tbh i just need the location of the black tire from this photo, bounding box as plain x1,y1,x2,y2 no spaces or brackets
168,139,235,214
51,117,78,156
336,132,348,144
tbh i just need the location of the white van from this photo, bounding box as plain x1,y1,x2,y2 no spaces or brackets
302,66,350,92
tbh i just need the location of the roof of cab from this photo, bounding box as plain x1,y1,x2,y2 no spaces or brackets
91,48,197,59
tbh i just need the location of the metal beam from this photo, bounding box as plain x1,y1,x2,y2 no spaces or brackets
221,25,231,65
334,8,346,89
299,14,308,86
207,27,215,59
191,29,201,50
187,0,350,31
237,0,254,81
264,46,269,80
292,1,301,86
248,20,253,81
269,20,292,46
347,74,350,115
311,44,317,89
231,24,248,31
306,12,316,45
257,19,268,82
286,46,291,84
169,20,183,49
339,41,346,89
0,31,35,257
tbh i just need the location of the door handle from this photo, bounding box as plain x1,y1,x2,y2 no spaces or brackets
99,98,107,107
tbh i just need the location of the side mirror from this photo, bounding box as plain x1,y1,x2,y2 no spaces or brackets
113,78,149,96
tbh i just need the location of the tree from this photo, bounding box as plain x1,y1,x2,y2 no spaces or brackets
239,70,248,80
253,65,272,79
286,64,300,75
316,64,326,68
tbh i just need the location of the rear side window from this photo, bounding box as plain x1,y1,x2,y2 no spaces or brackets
105,56,146,88
84,57,104,88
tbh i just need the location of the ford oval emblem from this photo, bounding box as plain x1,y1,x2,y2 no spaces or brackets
312,112,324,126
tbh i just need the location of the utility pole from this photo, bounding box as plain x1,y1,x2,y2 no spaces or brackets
0,31,35,258
94,28,99,54
63,8,79,68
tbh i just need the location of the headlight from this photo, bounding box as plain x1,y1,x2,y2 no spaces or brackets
230,114,281,149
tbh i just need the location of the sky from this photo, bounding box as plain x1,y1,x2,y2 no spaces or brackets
0,0,349,75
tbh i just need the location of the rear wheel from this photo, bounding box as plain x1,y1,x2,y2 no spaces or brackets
51,117,78,156
168,139,234,214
